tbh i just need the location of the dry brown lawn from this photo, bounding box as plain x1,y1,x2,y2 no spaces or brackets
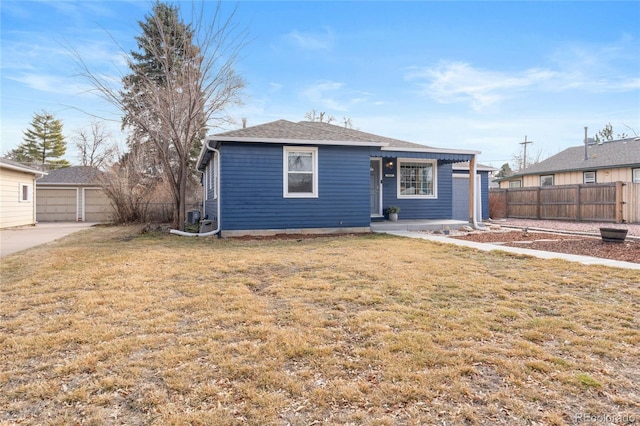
1,225,639,425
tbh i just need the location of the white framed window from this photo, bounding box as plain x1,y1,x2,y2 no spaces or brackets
203,166,208,200
208,154,216,199
583,171,596,184
509,180,522,188
283,146,318,198
540,175,554,186
633,168,640,183
19,183,33,202
398,159,437,198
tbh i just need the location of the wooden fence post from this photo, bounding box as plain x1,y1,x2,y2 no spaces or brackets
616,181,624,223
536,187,541,219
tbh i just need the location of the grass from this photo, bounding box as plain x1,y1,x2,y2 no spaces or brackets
1,225,639,425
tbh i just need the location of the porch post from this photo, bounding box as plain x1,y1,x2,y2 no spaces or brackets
468,155,477,224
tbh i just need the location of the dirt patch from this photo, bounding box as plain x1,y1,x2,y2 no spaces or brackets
453,230,640,264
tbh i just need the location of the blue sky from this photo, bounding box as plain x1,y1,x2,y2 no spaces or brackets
1,1,639,168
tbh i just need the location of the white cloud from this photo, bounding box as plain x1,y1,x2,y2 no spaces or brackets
301,80,348,111
406,61,557,111
406,35,640,111
6,73,83,95
299,81,384,113
283,28,334,51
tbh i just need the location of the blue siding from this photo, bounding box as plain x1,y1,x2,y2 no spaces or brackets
381,160,454,219
219,143,371,231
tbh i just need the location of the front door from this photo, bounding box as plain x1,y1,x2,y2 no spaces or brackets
370,159,382,216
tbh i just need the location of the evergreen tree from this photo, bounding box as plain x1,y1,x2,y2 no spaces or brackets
12,111,69,169
74,0,245,230
494,163,513,179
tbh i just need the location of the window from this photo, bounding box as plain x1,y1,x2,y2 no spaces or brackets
284,147,318,198
583,171,596,184
509,180,522,188
203,166,208,200
19,183,32,202
398,159,436,198
633,168,640,183
540,175,554,186
208,154,216,199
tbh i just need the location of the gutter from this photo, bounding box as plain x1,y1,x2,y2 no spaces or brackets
170,141,221,237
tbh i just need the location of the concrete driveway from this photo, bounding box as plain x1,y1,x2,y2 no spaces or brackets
0,222,97,258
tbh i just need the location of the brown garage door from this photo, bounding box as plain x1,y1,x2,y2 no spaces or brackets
36,188,77,222
84,188,112,222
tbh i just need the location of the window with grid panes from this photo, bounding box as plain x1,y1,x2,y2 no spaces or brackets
398,160,436,198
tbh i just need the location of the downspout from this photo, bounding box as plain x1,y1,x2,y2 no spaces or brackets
170,141,221,237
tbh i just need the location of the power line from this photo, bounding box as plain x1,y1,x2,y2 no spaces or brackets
519,135,533,169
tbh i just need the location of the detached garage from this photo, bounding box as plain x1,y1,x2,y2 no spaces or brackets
36,166,113,223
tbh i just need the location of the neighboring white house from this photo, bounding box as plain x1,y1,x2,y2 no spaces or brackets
0,157,46,229
496,137,640,188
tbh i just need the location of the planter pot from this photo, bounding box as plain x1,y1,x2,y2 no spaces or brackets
600,227,627,243
389,213,398,222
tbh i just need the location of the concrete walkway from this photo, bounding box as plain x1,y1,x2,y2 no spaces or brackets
0,222,97,258
375,230,640,271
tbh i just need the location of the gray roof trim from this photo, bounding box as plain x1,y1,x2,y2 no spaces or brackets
381,146,481,155
207,136,387,147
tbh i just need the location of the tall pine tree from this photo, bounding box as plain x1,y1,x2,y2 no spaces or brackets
74,1,245,230
12,111,70,170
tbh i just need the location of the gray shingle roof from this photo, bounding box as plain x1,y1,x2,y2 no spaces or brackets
511,137,640,177
213,119,430,149
37,166,103,185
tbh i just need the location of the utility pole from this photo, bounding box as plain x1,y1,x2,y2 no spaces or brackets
520,135,533,169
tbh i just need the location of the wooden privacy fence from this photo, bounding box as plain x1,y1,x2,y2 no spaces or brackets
490,182,640,223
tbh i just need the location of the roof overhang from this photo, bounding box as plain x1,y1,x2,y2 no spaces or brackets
206,136,387,148
0,162,47,176
381,146,481,155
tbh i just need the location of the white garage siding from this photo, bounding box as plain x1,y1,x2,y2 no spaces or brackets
83,188,113,222
36,188,78,222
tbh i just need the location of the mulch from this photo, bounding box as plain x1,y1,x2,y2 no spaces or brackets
453,231,640,264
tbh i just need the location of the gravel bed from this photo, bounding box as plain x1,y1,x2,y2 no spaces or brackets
489,218,640,237
443,219,640,264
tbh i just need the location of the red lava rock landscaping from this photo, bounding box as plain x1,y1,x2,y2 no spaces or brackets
454,230,640,264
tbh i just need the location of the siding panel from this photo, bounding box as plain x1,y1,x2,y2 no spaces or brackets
382,161,453,219
219,143,371,231
0,168,36,228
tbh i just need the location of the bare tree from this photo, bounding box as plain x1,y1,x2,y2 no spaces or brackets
99,146,156,224
72,1,245,230
304,109,338,124
73,121,117,169
511,147,544,171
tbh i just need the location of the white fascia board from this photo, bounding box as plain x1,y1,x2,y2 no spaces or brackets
453,164,499,172
381,146,481,155
207,136,388,148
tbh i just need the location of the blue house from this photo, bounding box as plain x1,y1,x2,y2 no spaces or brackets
195,119,488,237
